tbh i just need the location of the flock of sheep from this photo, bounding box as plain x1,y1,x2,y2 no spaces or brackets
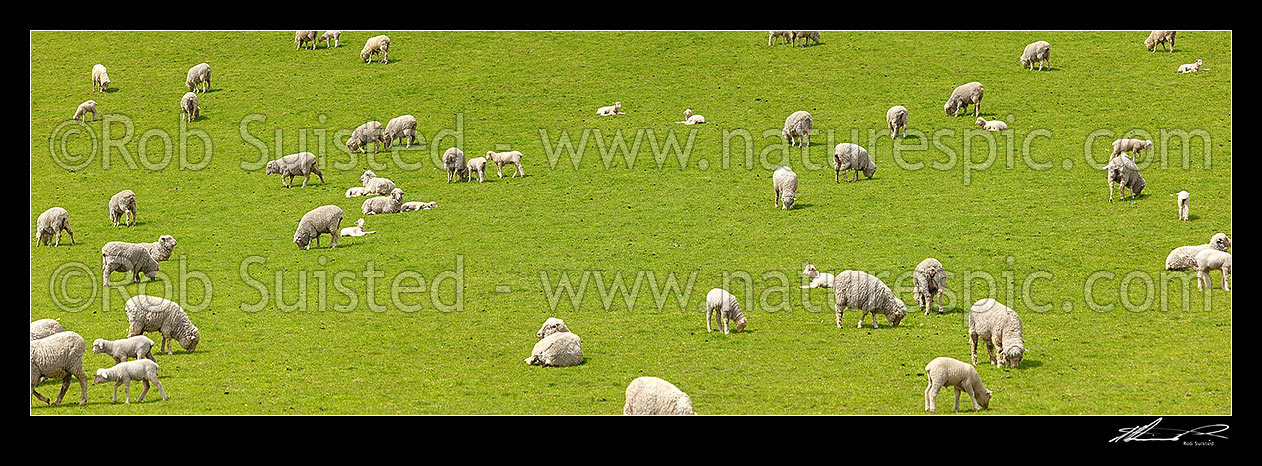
34,31,1229,413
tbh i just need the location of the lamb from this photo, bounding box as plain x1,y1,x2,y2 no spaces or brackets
294,30,317,50
1176,191,1190,221
800,264,834,289
535,317,571,339
913,258,946,315
524,331,583,367
791,30,820,47
443,147,467,182
108,189,137,227
266,152,326,188
101,241,160,287
339,218,377,237
886,105,908,139
676,108,706,125
623,376,696,415
924,357,991,413
347,121,384,154
976,117,1007,131
92,335,157,363
486,150,525,178
768,30,792,46
1165,233,1231,270
30,331,88,406
968,298,1026,368
1104,154,1145,202
383,115,418,149
30,319,64,340
597,102,625,116
400,201,437,212
1111,138,1153,162
180,91,200,122
832,143,876,182
944,81,984,117
125,295,201,355
35,207,75,247
705,288,748,334
782,111,813,147
319,30,341,48
140,235,177,262
1194,249,1231,291
362,188,405,215
832,270,908,329
359,170,396,194
360,35,390,63
465,157,487,183
186,62,211,93
772,166,798,210
294,205,343,249
1177,59,1206,73
92,64,111,92
1019,40,1051,70
345,187,371,197
73,100,98,122
93,359,166,403
1145,31,1176,52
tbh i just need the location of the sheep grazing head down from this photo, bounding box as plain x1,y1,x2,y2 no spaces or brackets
1132,177,1147,197
294,231,312,249
180,330,200,353
975,387,993,409
734,316,748,333
887,300,908,326
1002,345,1025,368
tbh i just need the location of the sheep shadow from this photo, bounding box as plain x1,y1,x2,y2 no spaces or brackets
892,135,922,142
1186,214,1201,221
103,87,120,93
788,203,814,210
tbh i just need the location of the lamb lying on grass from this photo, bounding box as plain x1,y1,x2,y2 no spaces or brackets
535,318,570,338
597,102,625,116
976,117,1007,131
346,187,371,197
94,359,166,403
1177,59,1207,73
400,201,437,212
525,332,583,367
339,218,377,237
624,376,696,415
800,264,834,289
924,357,991,413
676,109,706,125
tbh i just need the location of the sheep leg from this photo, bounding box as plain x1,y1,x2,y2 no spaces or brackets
110,381,119,402
497,164,504,178
330,229,339,248
138,380,150,402
856,310,867,328
1222,269,1230,291
302,173,310,187
721,311,729,334
32,386,51,405
53,375,73,405
871,312,880,328
1108,180,1115,203
936,291,943,314
153,378,167,401
706,307,712,332
953,387,962,412
313,166,325,185
985,342,996,366
123,380,131,403
969,334,979,365
835,306,845,328
516,162,524,177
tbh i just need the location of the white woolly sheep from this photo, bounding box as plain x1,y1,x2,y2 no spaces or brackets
125,295,201,355
1019,41,1051,70
486,150,525,178
443,147,467,182
359,170,396,194
92,335,157,364
180,91,200,122
362,188,405,215
347,121,384,153
186,62,211,93
1105,154,1145,202
294,205,343,249
345,186,371,197
1194,249,1231,291
465,157,487,183
782,111,813,147
772,166,798,210
886,105,908,139
1177,59,1206,73
35,207,75,247
913,258,946,315
833,270,908,329
92,64,111,92
1145,31,1176,52
140,235,177,262
924,357,991,413
1165,233,1231,270
108,189,137,227
535,317,571,339
30,331,88,406
976,117,1007,131
705,288,748,334
800,264,834,289
94,359,166,403
833,143,876,182
266,152,326,188
1176,191,1190,221
361,35,390,63
676,108,706,125
73,100,98,122
294,30,317,50
768,30,792,46
1111,138,1153,162
101,241,160,287
400,201,437,212
944,81,984,117
968,298,1026,368
319,30,341,48
791,30,820,47
339,218,377,237
31,319,64,340
597,102,625,116
383,115,418,149
624,376,696,415
524,331,583,367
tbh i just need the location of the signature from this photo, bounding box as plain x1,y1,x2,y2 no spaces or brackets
1109,417,1229,443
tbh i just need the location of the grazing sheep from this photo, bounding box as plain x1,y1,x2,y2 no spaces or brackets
319,30,342,48
1145,31,1176,52
345,187,371,197
832,143,876,182
73,100,98,122
294,30,317,50
360,35,390,63
676,108,706,125
913,258,946,315
1019,41,1051,70
347,121,384,154
30,331,88,406
108,189,137,227
968,299,1026,368
886,105,908,139
800,264,834,289
294,205,344,250
92,336,157,364
101,241,160,287
443,147,467,182
705,288,748,334
1111,138,1154,162
93,359,166,403
1104,155,1145,202
180,91,200,122
791,30,820,47
466,157,487,183
1194,249,1231,291
362,188,405,215
400,201,437,212
125,295,201,355
924,357,991,413
1165,233,1231,270
186,62,211,93
359,170,396,194
944,82,984,117
383,115,418,149
768,30,792,46
597,102,625,116
140,235,177,262
772,166,798,210
832,270,908,329
535,318,570,339
976,117,1007,131
339,218,377,237
524,331,583,367
486,150,525,178
266,152,326,188
1177,59,1206,73
35,207,74,247
92,64,111,92
30,319,64,340
782,111,813,147
1176,191,1190,221
624,376,696,415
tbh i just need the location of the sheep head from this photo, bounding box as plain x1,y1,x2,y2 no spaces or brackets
91,339,107,354
802,264,819,278
1002,345,1025,368
1211,233,1231,251
180,328,200,353
887,300,908,326
294,231,312,249
976,388,992,409
265,160,280,175
360,170,376,185
93,369,111,384
536,318,569,339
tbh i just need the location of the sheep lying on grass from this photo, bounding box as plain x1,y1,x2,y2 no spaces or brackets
443,147,466,182
92,336,157,363
125,295,200,355
1176,191,1190,221
486,150,525,178
886,105,908,139
924,357,991,413
676,108,706,125
266,152,325,188
833,270,907,329
976,117,1007,131
361,35,390,63
772,166,798,209
597,102,624,116
319,30,341,48
536,318,570,339
362,188,405,215
400,201,437,212
73,100,97,122
294,30,317,50
833,143,876,182
1177,59,1206,73
360,170,396,194
1019,41,1051,70
969,299,1026,368
101,241,160,287
31,319,64,340
525,332,583,367
30,331,88,406
339,218,377,237
186,62,211,93
705,288,747,334
782,111,812,147
1145,31,1176,52
624,376,696,415
1105,155,1145,202
800,264,834,289
108,189,137,227
345,187,371,197
94,359,166,403
1195,249,1231,291
913,258,946,315
35,207,74,247
1166,233,1231,270
294,205,343,250
945,82,984,117
92,64,111,92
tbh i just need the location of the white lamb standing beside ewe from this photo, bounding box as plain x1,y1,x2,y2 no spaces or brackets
1194,249,1231,291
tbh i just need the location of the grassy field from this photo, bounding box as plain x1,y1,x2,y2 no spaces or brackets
29,31,1231,414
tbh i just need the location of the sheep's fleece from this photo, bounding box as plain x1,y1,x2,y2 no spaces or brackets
624,376,696,415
